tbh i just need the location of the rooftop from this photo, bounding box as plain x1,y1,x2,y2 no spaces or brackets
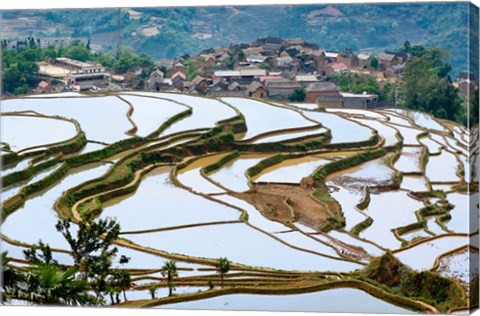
329,63,348,70
295,75,318,82
377,52,396,62
325,52,339,58
340,92,378,98
357,53,372,60
306,82,338,93
56,57,98,69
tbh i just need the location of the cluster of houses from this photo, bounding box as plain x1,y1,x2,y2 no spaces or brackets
33,36,477,108
36,57,110,93
142,37,410,108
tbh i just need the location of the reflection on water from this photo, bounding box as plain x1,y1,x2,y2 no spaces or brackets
208,154,268,192
1,115,77,152
2,162,111,249
223,98,315,140
125,222,361,272
425,150,460,182
394,235,468,270
158,288,412,313
120,95,186,137
1,96,133,144
303,111,373,144
255,156,330,184
101,167,239,232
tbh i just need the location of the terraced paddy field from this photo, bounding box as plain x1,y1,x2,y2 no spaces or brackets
0,92,477,313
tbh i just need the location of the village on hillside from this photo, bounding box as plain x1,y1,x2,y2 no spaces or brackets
9,35,477,110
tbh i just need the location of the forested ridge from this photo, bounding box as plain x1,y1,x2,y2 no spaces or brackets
2,3,477,76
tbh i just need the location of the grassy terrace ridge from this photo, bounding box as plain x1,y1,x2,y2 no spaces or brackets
119,278,437,313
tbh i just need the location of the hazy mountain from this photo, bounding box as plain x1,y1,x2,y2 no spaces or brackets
1,2,477,76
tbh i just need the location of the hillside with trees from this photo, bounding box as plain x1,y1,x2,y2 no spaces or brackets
1,3,476,77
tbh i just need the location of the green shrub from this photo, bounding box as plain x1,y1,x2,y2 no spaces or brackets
396,221,426,235
351,217,374,235
146,108,192,139
2,156,60,187
247,154,286,178
202,151,239,174
356,186,371,210
418,204,453,218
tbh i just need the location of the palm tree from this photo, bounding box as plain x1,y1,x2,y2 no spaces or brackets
161,260,177,297
17,265,96,306
147,284,158,299
115,269,131,302
217,257,230,288
1,251,23,303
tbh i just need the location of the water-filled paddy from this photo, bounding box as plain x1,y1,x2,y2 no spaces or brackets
400,175,429,192
124,222,362,272
1,96,133,144
287,103,320,110
101,167,240,232
176,154,227,194
251,127,327,144
393,109,448,132
1,93,472,311
418,136,442,155
425,150,460,182
386,124,423,145
394,147,423,173
273,231,340,257
327,230,385,257
326,108,388,120
222,98,315,140
327,185,367,231
400,229,432,243
380,111,413,126
119,95,186,136
435,248,477,285
2,157,33,174
207,154,268,192
302,111,373,144
158,288,412,313
124,92,237,135
349,118,399,147
1,163,61,203
444,193,469,233
360,191,424,249
1,163,111,249
254,156,330,183
394,235,468,270
1,115,77,152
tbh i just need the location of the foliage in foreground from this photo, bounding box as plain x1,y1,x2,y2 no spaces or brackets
362,253,465,312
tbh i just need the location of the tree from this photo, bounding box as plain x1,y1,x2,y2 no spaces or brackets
471,88,479,128
288,88,306,102
55,215,121,300
1,252,23,303
216,257,230,288
23,241,58,266
16,265,95,306
401,49,462,123
403,40,411,53
65,45,92,62
369,57,379,69
148,284,158,299
112,269,131,302
161,260,177,297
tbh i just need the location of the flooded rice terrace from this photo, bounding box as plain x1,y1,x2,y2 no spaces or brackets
0,92,476,312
